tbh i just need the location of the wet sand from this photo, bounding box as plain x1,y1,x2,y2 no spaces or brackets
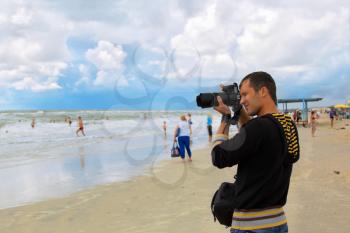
0,114,349,233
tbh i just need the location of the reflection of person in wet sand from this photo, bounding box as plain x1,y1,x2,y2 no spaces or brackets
31,118,35,128
162,121,167,136
79,146,85,169
76,116,85,136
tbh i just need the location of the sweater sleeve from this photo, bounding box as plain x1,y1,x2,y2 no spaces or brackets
211,119,264,168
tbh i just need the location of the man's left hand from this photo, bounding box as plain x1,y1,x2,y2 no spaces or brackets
214,96,231,115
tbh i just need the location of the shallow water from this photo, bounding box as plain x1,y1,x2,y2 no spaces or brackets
0,110,237,209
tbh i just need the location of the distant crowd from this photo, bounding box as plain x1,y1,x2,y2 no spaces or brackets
30,115,86,137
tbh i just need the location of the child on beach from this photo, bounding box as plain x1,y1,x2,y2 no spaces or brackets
68,117,72,127
162,121,167,136
76,116,86,136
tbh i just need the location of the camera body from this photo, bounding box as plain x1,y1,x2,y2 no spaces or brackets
196,83,241,110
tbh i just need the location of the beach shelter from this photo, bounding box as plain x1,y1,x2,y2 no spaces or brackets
334,104,350,109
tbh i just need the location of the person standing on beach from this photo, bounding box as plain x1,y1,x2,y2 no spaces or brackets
211,71,299,232
187,113,193,125
68,117,72,127
187,113,193,140
292,110,297,122
329,108,336,128
207,113,213,142
76,116,85,136
297,110,302,125
310,110,317,137
162,121,167,136
174,115,192,162
31,117,35,128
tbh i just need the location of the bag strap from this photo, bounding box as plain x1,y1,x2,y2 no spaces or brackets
173,141,180,147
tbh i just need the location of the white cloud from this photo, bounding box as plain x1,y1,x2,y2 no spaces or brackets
200,53,236,80
93,70,129,87
0,62,67,92
11,7,33,25
86,40,127,87
170,1,350,88
55,0,188,45
131,45,169,80
11,77,61,92
0,0,349,104
171,4,231,55
169,3,241,82
86,41,126,70
0,1,71,92
75,64,91,87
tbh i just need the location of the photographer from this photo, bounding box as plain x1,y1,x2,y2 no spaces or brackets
211,72,299,233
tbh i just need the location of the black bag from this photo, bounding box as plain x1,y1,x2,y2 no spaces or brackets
171,141,180,157
210,182,237,227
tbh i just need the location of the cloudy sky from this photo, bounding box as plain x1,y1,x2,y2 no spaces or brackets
1,0,350,110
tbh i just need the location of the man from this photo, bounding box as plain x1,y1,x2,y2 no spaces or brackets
329,108,336,128
212,71,299,233
76,116,86,136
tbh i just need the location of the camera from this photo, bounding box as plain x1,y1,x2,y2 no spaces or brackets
196,83,241,110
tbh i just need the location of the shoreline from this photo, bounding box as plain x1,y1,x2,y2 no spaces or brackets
0,135,212,210
0,109,227,210
0,146,230,233
1,115,350,233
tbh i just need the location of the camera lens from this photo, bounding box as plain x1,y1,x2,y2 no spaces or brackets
196,93,217,108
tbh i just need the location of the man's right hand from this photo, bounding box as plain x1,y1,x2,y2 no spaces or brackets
237,107,250,127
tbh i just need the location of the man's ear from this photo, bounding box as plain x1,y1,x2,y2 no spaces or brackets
259,86,269,98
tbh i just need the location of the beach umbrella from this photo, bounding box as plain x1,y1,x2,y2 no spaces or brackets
334,104,350,109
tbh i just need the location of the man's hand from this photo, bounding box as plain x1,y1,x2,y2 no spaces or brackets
213,96,231,137
214,96,231,115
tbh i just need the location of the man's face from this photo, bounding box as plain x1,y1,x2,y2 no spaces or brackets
239,80,262,116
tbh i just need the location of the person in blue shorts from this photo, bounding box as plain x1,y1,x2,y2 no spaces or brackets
207,112,213,142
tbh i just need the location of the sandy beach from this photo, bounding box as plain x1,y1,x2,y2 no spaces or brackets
1,114,350,233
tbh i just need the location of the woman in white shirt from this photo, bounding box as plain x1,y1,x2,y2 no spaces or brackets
174,115,192,161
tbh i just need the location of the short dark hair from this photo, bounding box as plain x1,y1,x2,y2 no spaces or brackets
239,71,277,105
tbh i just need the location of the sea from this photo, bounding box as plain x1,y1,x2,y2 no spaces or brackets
0,109,237,209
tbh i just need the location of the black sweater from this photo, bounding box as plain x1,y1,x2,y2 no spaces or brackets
211,114,299,209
